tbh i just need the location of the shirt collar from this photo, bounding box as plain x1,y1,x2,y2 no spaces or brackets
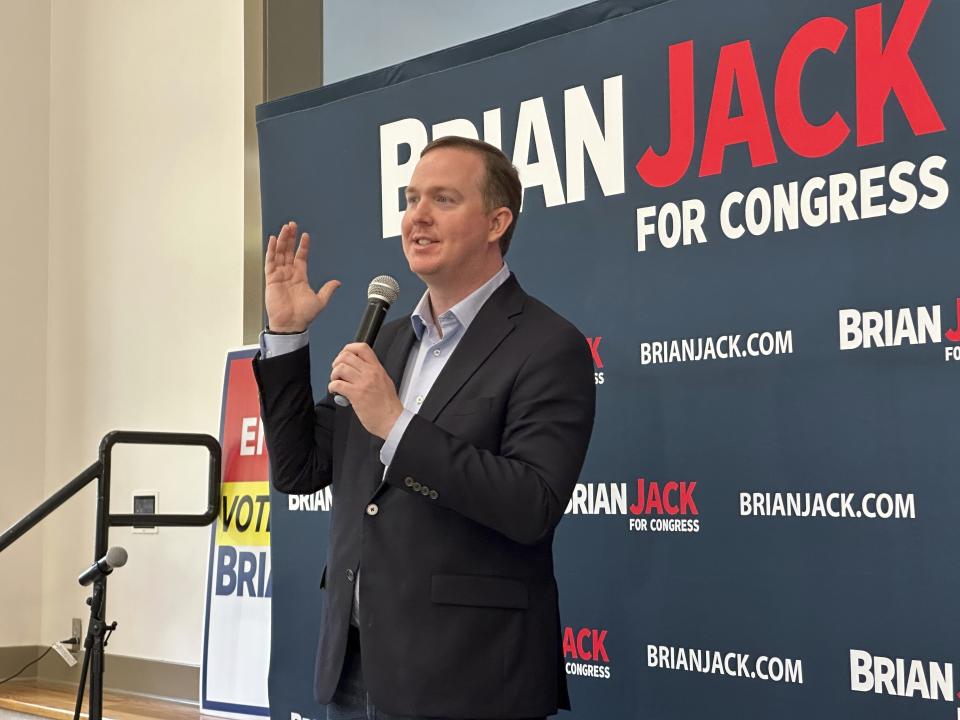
410,262,511,340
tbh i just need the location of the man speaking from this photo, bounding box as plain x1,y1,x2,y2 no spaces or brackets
253,137,596,720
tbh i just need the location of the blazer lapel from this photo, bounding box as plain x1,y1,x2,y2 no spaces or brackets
365,320,417,465
381,320,416,391
418,274,525,423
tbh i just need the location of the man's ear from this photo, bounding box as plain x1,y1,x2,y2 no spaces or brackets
488,207,514,243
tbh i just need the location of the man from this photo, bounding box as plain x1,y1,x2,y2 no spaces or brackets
253,137,595,720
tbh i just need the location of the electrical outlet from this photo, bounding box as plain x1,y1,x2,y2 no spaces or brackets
71,618,82,645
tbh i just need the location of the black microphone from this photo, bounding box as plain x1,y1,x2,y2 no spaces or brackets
78,546,128,586
334,275,400,407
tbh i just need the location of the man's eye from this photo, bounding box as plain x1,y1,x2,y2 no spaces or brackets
405,197,418,206
436,195,451,203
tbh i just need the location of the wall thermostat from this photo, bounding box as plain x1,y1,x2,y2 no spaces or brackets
132,490,159,534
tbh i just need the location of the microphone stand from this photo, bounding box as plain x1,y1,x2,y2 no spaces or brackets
73,579,117,720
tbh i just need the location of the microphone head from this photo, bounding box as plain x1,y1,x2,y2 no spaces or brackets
368,275,399,306
106,546,128,568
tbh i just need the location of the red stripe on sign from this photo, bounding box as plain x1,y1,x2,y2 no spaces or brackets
222,358,270,483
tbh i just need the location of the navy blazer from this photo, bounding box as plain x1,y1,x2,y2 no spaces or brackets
253,274,596,719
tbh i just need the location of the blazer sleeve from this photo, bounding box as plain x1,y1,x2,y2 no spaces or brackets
252,345,336,495
382,324,596,545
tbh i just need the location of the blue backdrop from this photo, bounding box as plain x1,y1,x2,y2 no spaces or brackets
257,0,960,717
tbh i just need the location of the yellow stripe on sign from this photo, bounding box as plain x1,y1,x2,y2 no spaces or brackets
217,480,271,547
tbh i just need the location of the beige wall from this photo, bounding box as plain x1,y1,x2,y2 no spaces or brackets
0,0,51,648
0,0,244,667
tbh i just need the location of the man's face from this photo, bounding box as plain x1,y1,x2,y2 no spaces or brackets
401,147,499,286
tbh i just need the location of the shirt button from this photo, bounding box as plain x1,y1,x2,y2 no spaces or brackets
346,569,355,582
366,503,379,516
415,395,424,405
433,349,441,357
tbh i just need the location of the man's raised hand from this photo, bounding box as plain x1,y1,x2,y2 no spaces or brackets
264,221,340,332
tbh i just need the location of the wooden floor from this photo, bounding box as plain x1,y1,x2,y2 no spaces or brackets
0,682,220,720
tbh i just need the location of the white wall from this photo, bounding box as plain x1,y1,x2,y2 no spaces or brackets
0,0,51,647
36,0,244,665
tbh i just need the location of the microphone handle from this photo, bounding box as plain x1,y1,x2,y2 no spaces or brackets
334,299,390,407
78,558,111,587
353,299,389,345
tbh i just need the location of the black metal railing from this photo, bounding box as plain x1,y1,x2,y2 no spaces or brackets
0,430,221,720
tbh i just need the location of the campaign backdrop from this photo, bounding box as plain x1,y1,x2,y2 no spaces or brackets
255,0,960,718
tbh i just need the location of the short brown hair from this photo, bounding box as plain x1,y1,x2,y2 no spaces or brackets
420,136,522,256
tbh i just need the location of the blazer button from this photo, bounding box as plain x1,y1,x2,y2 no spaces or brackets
346,569,355,582
366,503,379,516
412,482,422,492
429,490,438,500
404,476,415,487
420,486,429,496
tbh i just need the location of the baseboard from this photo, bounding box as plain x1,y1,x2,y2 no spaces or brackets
0,647,41,683
0,646,199,703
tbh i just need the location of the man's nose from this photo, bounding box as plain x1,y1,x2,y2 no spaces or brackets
407,199,433,224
